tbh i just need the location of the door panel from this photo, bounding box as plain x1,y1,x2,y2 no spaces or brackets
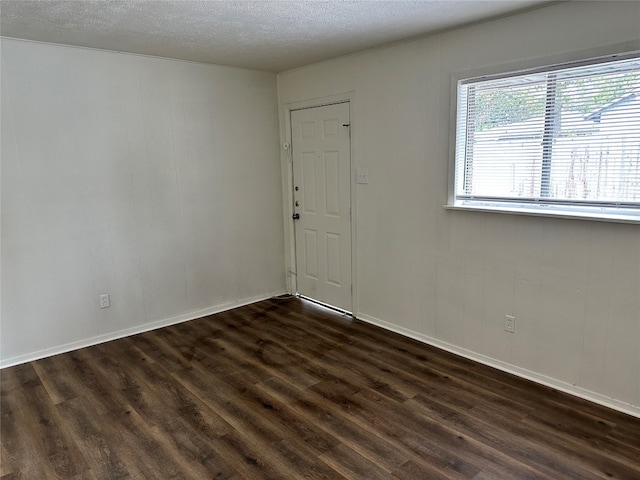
324,151,340,216
291,102,351,311
304,229,319,279
302,152,317,213
325,232,341,286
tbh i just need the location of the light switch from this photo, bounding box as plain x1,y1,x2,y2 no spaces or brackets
357,167,369,184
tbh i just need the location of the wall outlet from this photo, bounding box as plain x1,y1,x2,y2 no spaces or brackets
505,315,515,333
99,294,110,309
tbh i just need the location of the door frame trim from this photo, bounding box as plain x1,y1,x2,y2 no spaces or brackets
280,92,357,315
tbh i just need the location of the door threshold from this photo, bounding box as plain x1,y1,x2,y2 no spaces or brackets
297,294,353,317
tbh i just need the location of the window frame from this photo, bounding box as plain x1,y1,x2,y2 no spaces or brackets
447,50,640,224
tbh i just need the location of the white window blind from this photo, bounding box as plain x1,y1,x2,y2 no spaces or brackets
454,55,640,220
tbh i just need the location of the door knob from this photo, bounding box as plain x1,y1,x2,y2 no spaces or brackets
292,213,300,220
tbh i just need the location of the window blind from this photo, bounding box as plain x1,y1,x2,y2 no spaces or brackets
454,56,640,212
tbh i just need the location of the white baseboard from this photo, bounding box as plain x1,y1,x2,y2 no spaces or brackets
0,291,287,369
355,312,640,419
5,296,637,419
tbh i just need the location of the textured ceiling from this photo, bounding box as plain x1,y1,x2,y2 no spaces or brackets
1,0,554,72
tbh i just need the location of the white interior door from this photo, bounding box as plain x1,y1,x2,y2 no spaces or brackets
291,102,352,311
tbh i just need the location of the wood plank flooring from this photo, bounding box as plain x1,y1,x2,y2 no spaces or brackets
2,297,639,479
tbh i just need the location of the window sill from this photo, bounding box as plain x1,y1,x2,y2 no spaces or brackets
444,203,640,225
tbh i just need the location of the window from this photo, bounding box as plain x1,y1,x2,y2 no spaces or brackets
452,54,640,222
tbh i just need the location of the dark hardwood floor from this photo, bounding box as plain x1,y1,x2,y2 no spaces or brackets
2,297,640,479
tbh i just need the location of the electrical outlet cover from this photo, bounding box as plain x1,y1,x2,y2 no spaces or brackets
505,315,515,333
99,294,110,309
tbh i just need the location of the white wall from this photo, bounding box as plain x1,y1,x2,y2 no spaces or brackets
278,1,640,415
1,39,286,366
